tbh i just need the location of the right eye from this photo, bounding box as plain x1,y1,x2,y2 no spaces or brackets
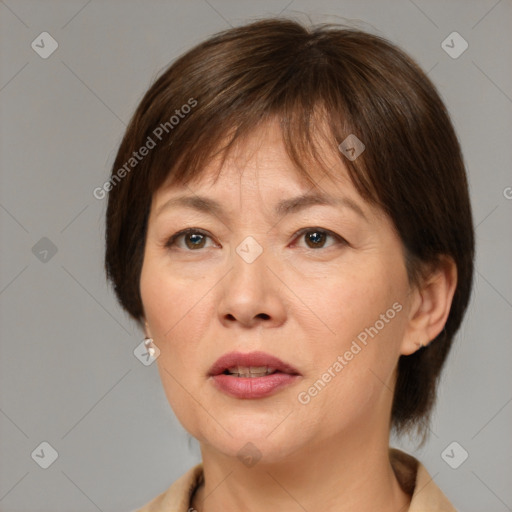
164,228,216,251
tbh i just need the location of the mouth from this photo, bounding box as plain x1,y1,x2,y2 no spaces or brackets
221,366,280,378
208,351,301,378
208,351,301,399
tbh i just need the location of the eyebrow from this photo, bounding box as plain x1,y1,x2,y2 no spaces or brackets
156,191,368,222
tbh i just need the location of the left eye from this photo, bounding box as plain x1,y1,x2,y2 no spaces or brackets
293,228,346,249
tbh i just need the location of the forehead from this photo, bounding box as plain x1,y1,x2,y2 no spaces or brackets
150,124,378,228
155,117,353,203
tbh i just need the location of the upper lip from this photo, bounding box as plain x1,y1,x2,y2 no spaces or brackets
208,351,301,376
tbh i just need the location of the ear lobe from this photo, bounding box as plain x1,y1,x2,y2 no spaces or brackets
400,256,458,356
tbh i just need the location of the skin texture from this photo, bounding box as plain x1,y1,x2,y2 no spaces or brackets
140,119,457,512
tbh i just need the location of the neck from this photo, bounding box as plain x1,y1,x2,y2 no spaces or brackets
191,430,411,512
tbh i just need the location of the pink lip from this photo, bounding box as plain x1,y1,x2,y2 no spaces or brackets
208,351,300,376
208,351,301,399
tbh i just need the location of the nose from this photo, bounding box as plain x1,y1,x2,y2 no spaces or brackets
217,240,287,329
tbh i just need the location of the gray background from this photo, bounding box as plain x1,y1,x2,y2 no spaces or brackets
1,0,511,511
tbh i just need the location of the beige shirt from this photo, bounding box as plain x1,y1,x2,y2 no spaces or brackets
135,448,456,511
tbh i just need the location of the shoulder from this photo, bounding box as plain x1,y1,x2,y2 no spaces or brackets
390,448,458,511
134,463,204,512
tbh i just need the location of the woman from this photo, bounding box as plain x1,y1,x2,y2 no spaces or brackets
105,18,474,512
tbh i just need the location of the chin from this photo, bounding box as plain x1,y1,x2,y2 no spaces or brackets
193,421,306,467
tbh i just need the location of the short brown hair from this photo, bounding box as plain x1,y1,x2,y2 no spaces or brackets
105,18,474,436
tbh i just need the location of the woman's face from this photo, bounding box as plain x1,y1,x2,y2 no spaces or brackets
140,120,418,463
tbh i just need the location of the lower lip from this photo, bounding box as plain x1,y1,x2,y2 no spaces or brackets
210,373,301,399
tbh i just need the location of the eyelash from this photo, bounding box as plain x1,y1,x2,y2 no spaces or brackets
164,227,348,251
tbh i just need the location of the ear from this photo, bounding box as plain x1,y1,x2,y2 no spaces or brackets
400,256,458,356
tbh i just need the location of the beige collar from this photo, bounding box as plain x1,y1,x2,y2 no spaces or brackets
136,448,456,511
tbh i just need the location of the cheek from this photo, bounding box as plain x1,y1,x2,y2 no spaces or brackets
292,255,409,399
140,254,215,365
140,260,210,428
140,263,172,336
141,251,197,336
296,257,403,345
